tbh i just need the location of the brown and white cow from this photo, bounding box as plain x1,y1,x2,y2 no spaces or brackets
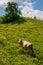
18,39,35,57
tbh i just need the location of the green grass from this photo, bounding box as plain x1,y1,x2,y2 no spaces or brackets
0,18,43,65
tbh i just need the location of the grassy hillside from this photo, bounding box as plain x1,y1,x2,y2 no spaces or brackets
0,18,43,65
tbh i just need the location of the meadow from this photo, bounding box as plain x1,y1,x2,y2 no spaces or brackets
0,18,43,65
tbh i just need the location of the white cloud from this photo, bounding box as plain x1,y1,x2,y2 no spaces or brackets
21,1,43,20
0,0,10,6
23,1,33,8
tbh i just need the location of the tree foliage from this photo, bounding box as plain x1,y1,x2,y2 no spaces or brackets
2,2,21,23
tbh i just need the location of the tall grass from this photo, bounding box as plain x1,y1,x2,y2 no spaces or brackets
0,18,43,65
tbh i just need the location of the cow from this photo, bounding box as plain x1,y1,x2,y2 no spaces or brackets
18,39,36,57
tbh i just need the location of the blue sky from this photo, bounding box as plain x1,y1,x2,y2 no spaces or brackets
0,7,5,16
33,0,43,11
0,0,43,20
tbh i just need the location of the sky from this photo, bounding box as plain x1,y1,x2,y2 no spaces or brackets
0,0,43,20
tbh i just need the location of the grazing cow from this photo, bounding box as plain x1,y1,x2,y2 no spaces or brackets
18,39,35,57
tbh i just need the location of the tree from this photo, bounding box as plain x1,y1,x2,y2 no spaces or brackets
34,16,36,19
3,2,21,23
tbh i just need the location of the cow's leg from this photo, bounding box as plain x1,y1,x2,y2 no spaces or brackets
30,45,36,57
28,45,36,57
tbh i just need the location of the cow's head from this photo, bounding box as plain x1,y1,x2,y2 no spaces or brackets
18,39,23,45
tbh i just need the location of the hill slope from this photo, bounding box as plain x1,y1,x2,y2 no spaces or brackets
0,18,43,65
